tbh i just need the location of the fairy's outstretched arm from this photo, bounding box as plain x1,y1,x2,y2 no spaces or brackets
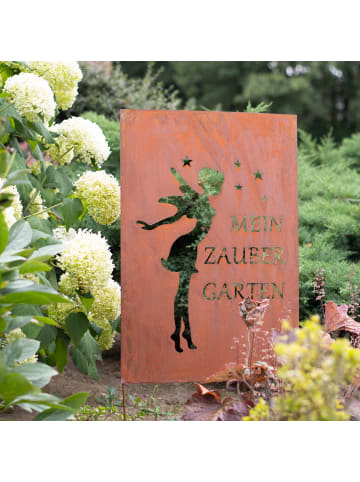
137,211,183,230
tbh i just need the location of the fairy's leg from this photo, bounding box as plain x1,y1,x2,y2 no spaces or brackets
182,311,197,350
178,272,197,350
171,273,185,353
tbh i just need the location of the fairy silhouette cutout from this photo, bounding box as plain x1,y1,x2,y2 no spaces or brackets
137,167,224,353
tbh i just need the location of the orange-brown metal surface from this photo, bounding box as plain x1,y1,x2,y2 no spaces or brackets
120,109,298,383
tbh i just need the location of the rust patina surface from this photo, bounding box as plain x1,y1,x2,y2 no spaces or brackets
120,109,298,383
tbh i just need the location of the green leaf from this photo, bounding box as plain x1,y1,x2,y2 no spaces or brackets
21,322,42,340
33,316,58,327
63,392,88,410
55,333,68,373
13,118,38,141
16,248,34,257
37,324,57,350
0,212,8,254
9,362,57,388
0,372,34,404
31,229,55,243
11,304,43,317
79,294,94,313
0,283,71,305
0,98,22,121
30,143,45,164
0,317,6,335
2,169,30,188
27,216,52,234
69,346,88,376
43,165,57,190
8,391,68,410
4,315,33,332
5,220,32,253
61,197,84,230
54,169,73,197
70,331,101,380
0,150,8,177
29,243,64,261
19,260,51,274
65,312,89,347
2,338,39,366
34,408,74,421
0,253,25,263
0,279,33,292
29,121,56,145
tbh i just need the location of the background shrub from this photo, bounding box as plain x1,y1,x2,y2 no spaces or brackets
298,130,360,317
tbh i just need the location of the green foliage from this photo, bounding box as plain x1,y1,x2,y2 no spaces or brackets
298,129,360,317
0,157,88,418
245,100,273,113
121,61,360,141
75,386,178,421
0,345,83,420
66,63,188,122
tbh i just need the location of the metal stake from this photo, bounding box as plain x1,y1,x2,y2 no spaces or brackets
122,382,126,421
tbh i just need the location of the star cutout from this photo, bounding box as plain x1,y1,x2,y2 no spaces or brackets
253,170,263,180
235,184,243,190
234,160,241,168
182,156,193,167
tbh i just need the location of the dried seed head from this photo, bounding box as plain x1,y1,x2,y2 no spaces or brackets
238,297,270,328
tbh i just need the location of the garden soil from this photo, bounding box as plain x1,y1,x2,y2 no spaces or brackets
0,338,233,421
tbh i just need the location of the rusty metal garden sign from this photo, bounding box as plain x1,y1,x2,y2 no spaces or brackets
120,109,298,383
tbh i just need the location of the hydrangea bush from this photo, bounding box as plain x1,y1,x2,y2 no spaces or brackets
0,61,121,380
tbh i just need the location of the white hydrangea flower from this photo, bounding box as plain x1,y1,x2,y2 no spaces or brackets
96,318,116,351
58,271,79,296
3,208,17,229
4,329,38,365
4,72,56,123
53,226,77,242
56,228,114,293
27,61,82,110
51,117,110,167
45,133,74,166
29,188,48,219
47,300,80,327
74,170,120,225
1,185,23,228
89,279,121,322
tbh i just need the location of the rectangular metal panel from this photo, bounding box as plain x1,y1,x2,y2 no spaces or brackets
121,109,298,383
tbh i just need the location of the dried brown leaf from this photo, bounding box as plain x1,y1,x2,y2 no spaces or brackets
205,363,244,383
324,301,360,335
181,383,252,421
